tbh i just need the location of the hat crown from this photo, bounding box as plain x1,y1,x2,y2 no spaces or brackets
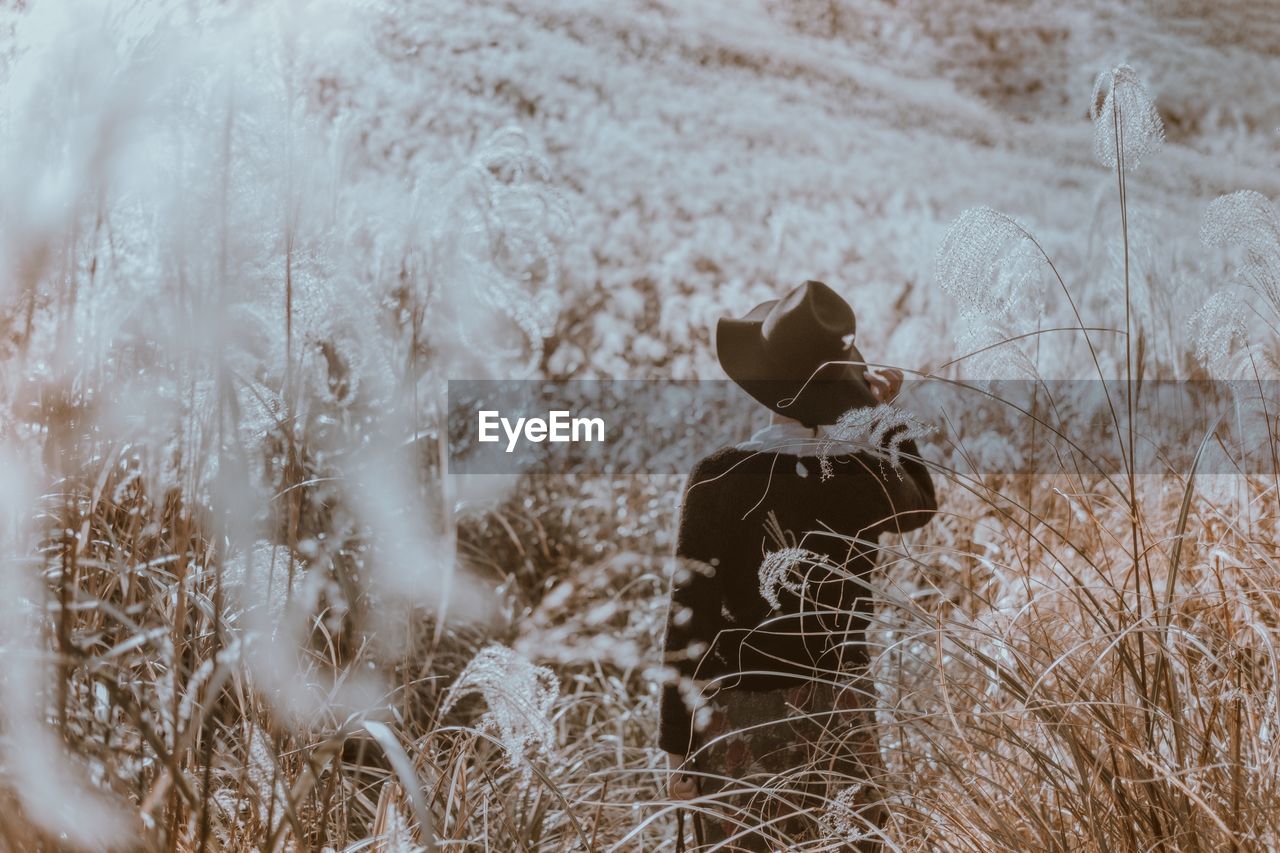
714,279,874,426
760,280,856,360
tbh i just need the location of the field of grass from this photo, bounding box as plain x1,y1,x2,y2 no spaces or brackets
2,0,1280,850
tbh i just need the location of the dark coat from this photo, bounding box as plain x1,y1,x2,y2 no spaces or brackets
657,434,936,756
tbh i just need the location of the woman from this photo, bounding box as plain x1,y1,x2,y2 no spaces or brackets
659,280,937,850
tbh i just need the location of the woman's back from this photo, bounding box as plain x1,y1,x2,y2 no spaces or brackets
658,429,936,756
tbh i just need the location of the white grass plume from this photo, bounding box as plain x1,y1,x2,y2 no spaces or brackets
443,644,560,775
819,402,935,480
1091,64,1165,171
1189,290,1251,380
937,207,1047,380
759,546,821,610
1194,191,1280,382
1201,190,1280,322
819,784,872,846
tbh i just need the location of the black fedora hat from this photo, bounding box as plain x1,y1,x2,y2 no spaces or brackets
716,280,877,427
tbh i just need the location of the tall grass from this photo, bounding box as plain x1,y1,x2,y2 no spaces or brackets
0,2,1277,850
0,2,571,848
825,65,1279,851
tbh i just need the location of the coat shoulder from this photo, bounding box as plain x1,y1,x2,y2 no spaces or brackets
687,445,756,482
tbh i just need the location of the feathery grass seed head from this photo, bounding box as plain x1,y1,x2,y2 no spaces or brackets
759,547,820,610
937,207,1047,379
1091,64,1164,171
819,784,871,845
821,403,934,479
443,644,560,775
1189,290,1249,378
1201,190,1280,320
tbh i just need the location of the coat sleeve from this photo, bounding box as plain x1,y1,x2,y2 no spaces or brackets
828,434,937,538
811,435,937,675
657,460,726,756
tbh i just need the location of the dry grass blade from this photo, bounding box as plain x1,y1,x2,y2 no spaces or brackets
363,720,438,852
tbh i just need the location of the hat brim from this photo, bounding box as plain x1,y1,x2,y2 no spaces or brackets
716,300,878,426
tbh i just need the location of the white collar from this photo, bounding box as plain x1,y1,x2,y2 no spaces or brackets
737,422,829,455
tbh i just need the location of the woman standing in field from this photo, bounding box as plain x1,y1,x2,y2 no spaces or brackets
660,280,937,850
